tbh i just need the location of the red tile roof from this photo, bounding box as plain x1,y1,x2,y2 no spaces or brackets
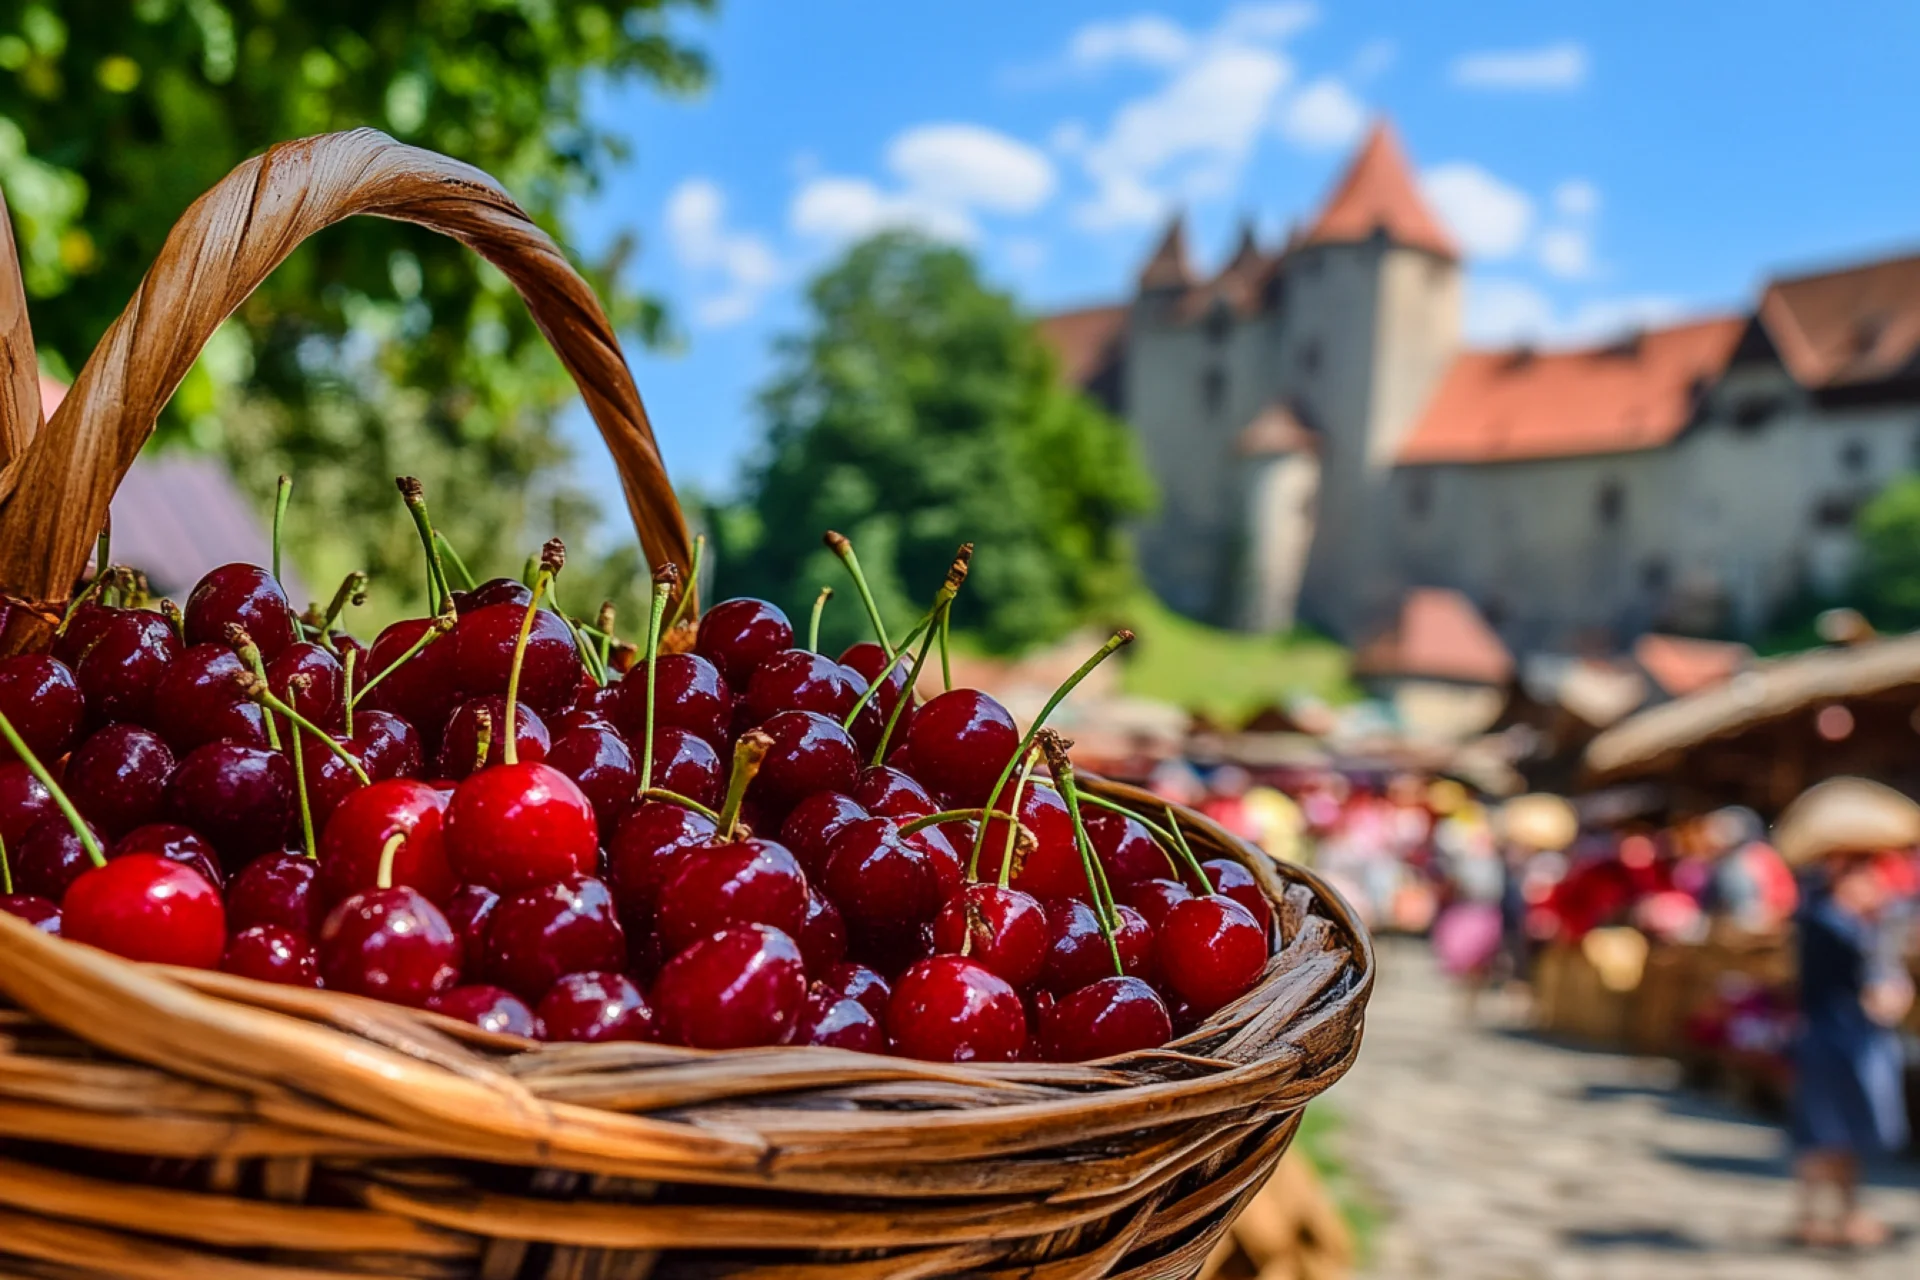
1303,122,1457,261
1355,588,1514,686
1398,317,1744,464
1036,304,1128,389
1632,633,1751,697
1757,250,1920,388
1137,216,1193,291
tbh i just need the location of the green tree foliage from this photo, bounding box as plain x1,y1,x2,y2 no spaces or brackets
0,0,710,624
710,232,1154,654
1854,475,1920,629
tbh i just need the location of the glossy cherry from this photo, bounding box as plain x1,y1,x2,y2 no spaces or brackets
537,971,656,1043
1154,895,1267,1013
851,765,937,820
899,689,1019,809
264,641,346,730
795,887,848,972
318,779,454,906
976,783,1081,900
1202,859,1274,940
839,641,910,725
1040,898,1123,996
931,884,1049,990
646,726,724,810
443,882,500,973
220,924,322,987
66,724,175,838
0,761,57,849
452,602,580,717
694,598,793,688
818,962,892,1023
543,713,639,832
788,989,885,1052
1086,810,1175,887
1118,877,1194,931
350,710,424,781
317,885,461,1005
482,874,627,1002
752,710,860,823
73,608,179,726
822,817,941,934
0,654,83,763
612,653,732,755
298,734,369,828
428,984,542,1037
1039,976,1172,1061
106,823,225,893
740,650,867,728
604,801,717,934
146,644,268,752
227,850,320,936
452,577,534,615
358,617,460,747
435,695,549,779
166,741,294,870
654,837,809,956
887,956,1027,1063
651,923,807,1049
184,563,298,658
62,853,226,968
443,762,598,893
51,601,117,669
777,791,869,877
13,815,108,902
0,894,59,933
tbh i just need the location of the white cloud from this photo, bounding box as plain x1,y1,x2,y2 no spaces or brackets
1537,226,1592,279
1552,178,1600,219
1216,2,1319,44
1350,38,1397,81
1049,120,1090,155
1067,15,1194,70
663,178,781,328
886,124,1056,215
1278,77,1367,151
1420,163,1534,259
788,175,975,245
1449,42,1589,91
1464,277,1684,346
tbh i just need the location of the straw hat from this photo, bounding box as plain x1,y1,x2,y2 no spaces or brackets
1499,793,1578,851
1772,777,1920,867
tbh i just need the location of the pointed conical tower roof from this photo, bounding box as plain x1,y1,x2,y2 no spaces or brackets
1303,121,1457,259
1225,217,1263,274
1137,214,1194,292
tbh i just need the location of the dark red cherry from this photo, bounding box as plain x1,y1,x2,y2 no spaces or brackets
220,924,321,987
1202,859,1274,940
482,874,626,1002
452,577,534,615
51,601,117,669
776,791,867,877
604,801,716,934
741,650,867,727
822,817,941,933
887,956,1027,1063
332,633,370,700
1113,904,1154,979
796,887,848,972
227,850,320,936
14,815,107,902
839,641,911,725
1041,898,1123,996
570,680,623,719
0,654,83,763
612,653,732,755
452,602,580,717
899,689,1018,809
184,563,297,658
1039,976,1172,1061
908,822,965,901
106,823,225,893
62,852,225,968
317,885,461,1005
74,608,179,726
694,598,793,688
66,724,174,837
443,762,598,893
1087,810,1175,887
428,984,541,1037
359,618,460,749
298,733,368,828
652,923,806,1049
0,893,59,933
537,971,655,1043
932,884,1049,990
753,710,860,823
0,761,56,848
788,990,884,1052
317,779,454,907
852,765,937,820
166,741,294,870
435,695,548,780
349,710,424,781
544,714,638,832
265,641,345,730
146,643,267,752
977,784,1081,900
1118,877,1193,931
818,962,891,1023
1154,895,1267,1013
444,883,499,973
655,837,809,956
647,726,724,810
855,917,937,976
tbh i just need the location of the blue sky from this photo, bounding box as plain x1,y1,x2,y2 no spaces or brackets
564,0,1920,513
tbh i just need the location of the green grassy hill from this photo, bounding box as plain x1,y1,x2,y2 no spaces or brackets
1115,593,1357,724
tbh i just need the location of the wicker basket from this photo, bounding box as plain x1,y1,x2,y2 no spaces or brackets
0,130,1374,1278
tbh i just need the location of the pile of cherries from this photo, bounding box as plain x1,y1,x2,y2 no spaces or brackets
0,508,1275,1063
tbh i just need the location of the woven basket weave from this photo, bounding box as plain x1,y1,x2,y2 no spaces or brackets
0,130,1373,1278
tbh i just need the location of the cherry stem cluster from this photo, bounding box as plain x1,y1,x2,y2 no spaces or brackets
824,530,892,658
897,806,1023,839
225,626,282,751
0,710,104,869
1039,730,1123,977
642,787,720,822
870,545,972,766
397,476,453,615
638,567,676,795
999,749,1044,889
238,676,371,786
286,680,317,860
665,535,704,635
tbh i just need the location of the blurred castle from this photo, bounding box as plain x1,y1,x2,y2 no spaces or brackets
1043,122,1920,656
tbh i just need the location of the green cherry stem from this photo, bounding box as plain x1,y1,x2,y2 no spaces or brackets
595,601,617,673
871,545,971,766
341,649,356,739
224,626,281,751
435,531,478,591
838,614,931,733
237,676,371,786
351,606,455,709
995,749,1042,887
287,681,316,860
375,832,406,891
638,567,676,795
641,788,721,822
938,604,954,692
0,710,104,868
159,598,186,646
318,572,369,638
1027,781,1190,882
807,586,832,654
824,530,893,658
0,830,11,895
1038,730,1123,976
718,731,772,842
665,534,704,635
397,476,452,614
504,539,565,767
95,521,111,583
271,474,293,586
896,807,1022,838
55,568,113,637
1162,805,1212,889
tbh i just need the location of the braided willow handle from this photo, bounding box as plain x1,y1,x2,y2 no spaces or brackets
0,129,692,651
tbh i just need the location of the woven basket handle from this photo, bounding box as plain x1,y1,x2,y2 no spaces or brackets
0,128,691,650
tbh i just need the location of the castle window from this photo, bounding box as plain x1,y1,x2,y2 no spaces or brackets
1298,339,1322,376
1840,439,1869,475
1596,480,1625,528
1405,472,1432,520
1204,304,1232,345
1262,274,1287,314
1814,495,1857,529
1201,366,1227,418
1731,396,1780,431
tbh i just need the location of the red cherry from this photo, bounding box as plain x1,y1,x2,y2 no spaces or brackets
147,644,269,752
976,784,1081,900
1154,895,1267,1013
0,654,83,763
359,618,460,751
220,924,321,987
544,713,638,832
166,741,294,870
851,765,937,820
694,598,793,688
435,695,549,780
817,962,891,1022
652,923,807,1049
788,990,884,1052
317,885,461,1005
570,680,623,719
647,726,724,810
1112,904,1155,979
14,814,107,902
443,762,598,893
0,761,56,848
838,641,911,725
349,710,424,781
908,823,965,901
332,633,370,700
856,918,937,976
604,801,716,934
752,710,860,823
427,984,542,1037
654,837,809,956
777,791,869,877
887,956,1027,1063
1202,858,1274,940
298,733,369,829
537,971,656,1043
227,850,320,936
899,689,1018,809
796,887,848,972
611,653,732,755
66,724,175,838
1038,976,1172,1061
317,779,454,907
62,853,225,968
0,893,59,932
106,822,226,893
1040,898,1123,996
451,577,534,615
822,817,941,934
265,642,345,730
1086,810,1175,887
452,602,580,717
740,650,868,728
74,608,179,726
1118,877,1193,931
444,883,500,973
481,874,626,1002
931,884,1049,990
50,601,117,669
184,563,297,658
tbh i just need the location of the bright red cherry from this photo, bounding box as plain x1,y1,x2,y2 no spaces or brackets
66,724,175,838
740,650,867,728
146,644,268,752
887,956,1027,1063
694,598,793,688
166,741,294,870
611,653,732,755
654,837,809,956
652,923,807,1048
265,641,346,731
359,618,460,750
74,608,179,727
1039,976,1172,1061
317,779,454,907
899,689,1018,809
184,563,297,658
333,633,370,701
428,984,542,1037
788,990,884,1052
838,641,910,725
227,850,320,936
451,577,534,615
350,710,424,781
435,695,549,779
106,823,225,893
220,924,321,987
62,853,225,968
544,713,638,832
909,823,966,902
297,733,369,829
482,874,626,1002
818,963,891,1023
0,893,59,933
452,602,580,717
976,784,1081,900
752,710,860,824
537,971,656,1043
14,815,107,902
317,885,461,1005
777,791,868,877
1118,877,1193,931
1087,810,1175,887
0,762,56,849
443,762,598,893
0,654,82,763
1154,895,1267,1013
647,726,724,810
1040,898,1126,996
851,765,937,820
444,883,500,973
1202,858,1274,941
604,801,716,934
932,884,1049,990
795,887,848,972
822,817,941,935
